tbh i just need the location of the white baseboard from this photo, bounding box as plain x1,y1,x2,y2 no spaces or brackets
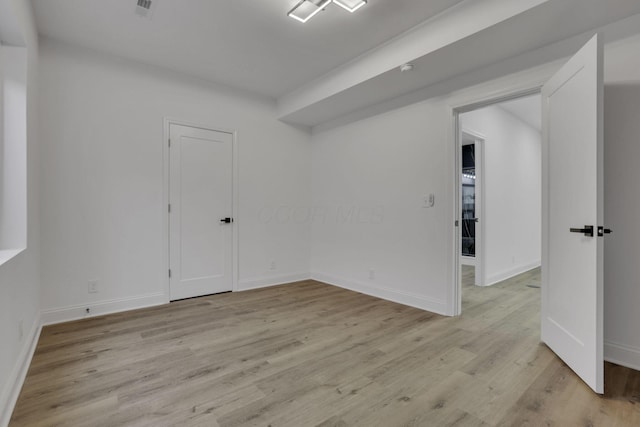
461,256,476,266
237,272,310,292
605,341,640,372
311,272,448,316
0,313,42,427
484,260,541,286
40,292,168,326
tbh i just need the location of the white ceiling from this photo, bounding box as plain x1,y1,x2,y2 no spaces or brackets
32,0,465,98
31,0,640,129
498,95,541,131
279,0,640,128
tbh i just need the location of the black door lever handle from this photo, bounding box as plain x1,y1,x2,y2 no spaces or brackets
220,217,234,224
570,225,594,237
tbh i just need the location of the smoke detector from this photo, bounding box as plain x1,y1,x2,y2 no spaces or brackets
135,0,156,19
400,63,414,73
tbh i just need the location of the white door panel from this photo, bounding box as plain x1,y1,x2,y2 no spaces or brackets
541,34,604,393
170,124,233,300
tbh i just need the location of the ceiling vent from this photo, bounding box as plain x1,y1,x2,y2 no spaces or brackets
135,0,156,19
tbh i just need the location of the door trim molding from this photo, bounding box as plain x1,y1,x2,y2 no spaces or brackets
449,86,543,316
162,118,240,302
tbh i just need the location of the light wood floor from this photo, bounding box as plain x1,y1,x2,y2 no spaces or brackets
10,270,640,426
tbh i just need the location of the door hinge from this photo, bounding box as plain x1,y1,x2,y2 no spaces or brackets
455,220,459,227
168,138,171,147
168,269,172,278
168,204,171,213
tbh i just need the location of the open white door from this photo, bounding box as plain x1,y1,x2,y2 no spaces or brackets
541,34,605,393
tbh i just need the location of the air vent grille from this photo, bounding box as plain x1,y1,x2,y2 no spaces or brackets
137,0,152,9
135,0,156,19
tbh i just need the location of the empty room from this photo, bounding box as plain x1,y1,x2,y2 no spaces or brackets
2,0,640,426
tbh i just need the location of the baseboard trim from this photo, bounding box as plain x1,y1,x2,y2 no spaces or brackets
311,272,448,315
461,256,476,266
605,341,640,372
484,260,541,287
0,313,42,427
237,272,311,292
41,292,168,326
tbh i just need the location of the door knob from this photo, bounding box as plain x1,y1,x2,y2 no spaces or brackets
569,225,594,237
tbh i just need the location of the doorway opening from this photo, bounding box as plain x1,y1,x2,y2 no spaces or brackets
454,92,542,314
460,131,484,288
450,34,604,394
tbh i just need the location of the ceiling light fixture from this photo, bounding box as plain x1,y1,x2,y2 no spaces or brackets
288,0,332,24
332,0,367,13
288,0,366,23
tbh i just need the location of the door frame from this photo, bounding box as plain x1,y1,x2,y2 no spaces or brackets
162,118,240,302
460,129,486,287
449,86,542,316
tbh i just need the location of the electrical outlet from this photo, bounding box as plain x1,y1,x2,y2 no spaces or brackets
270,261,277,271
18,320,24,341
88,280,99,294
369,269,375,280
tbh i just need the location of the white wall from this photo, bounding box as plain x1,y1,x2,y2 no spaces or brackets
603,85,640,370
1,46,27,251
602,33,640,369
460,105,541,285
38,39,311,322
311,33,640,370
311,100,453,314
0,0,40,424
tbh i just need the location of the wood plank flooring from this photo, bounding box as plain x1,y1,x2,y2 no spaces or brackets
10,270,640,426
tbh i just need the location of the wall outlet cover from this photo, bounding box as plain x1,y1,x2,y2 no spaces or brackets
88,280,99,293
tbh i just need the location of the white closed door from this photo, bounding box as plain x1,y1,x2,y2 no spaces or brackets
541,34,605,393
169,124,234,301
